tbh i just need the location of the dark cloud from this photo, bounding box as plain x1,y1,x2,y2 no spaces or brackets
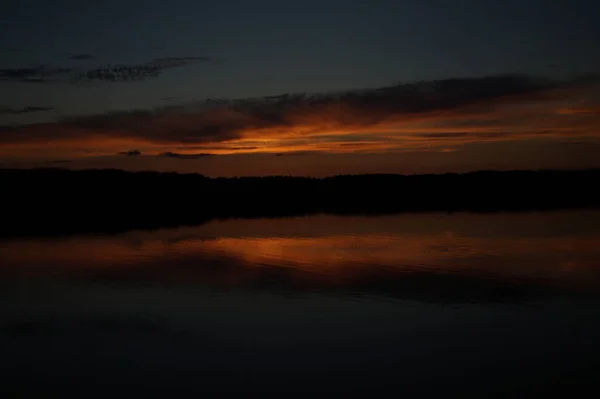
557,106,600,115
338,142,374,148
68,54,95,61
312,133,390,143
225,146,259,151
0,74,595,149
275,151,319,156
230,146,259,151
0,55,212,84
564,141,597,146
0,66,73,83
72,56,211,82
74,64,163,82
150,56,212,67
524,129,568,136
419,132,471,139
438,116,530,129
159,152,215,159
419,132,520,140
0,106,55,115
180,145,259,151
47,160,73,164
52,106,246,144
19,78,48,83
118,150,142,156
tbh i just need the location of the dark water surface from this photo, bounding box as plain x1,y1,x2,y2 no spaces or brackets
2,211,600,397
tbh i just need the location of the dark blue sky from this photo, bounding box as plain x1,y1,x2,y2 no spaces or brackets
2,0,599,117
1,0,599,176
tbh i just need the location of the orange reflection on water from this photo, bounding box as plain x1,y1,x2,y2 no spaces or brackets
2,212,600,290
195,233,600,280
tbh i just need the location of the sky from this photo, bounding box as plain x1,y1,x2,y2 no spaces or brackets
1,0,599,176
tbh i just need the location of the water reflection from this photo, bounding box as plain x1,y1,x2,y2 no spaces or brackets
2,211,600,302
2,211,600,396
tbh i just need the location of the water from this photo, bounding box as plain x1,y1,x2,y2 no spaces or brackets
1,211,600,397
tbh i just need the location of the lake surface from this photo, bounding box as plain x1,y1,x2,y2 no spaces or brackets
2,211,600,397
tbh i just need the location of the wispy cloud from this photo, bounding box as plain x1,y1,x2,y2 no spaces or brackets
275,151,320,156
47,159,73,164
0,55,213,84
151,56,213,66
562,141,598,146
1,74,598,159
557,107,600,115
0,66,74,83
68,53,95,61
117,150,142,156
159,152,215,159
0,106,55,115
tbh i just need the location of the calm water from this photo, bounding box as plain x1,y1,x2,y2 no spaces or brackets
2,211,600,397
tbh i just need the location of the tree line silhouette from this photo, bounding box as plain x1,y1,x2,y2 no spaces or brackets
2,167,600,238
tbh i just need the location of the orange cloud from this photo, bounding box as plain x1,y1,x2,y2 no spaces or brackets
1,74,598,161
557,106,600,115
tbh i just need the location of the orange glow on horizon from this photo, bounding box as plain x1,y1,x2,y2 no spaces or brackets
1,82,599,162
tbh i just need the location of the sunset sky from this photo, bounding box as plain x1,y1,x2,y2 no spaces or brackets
1,0,599,176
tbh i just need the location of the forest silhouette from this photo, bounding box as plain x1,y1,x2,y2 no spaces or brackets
2,167,600,238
